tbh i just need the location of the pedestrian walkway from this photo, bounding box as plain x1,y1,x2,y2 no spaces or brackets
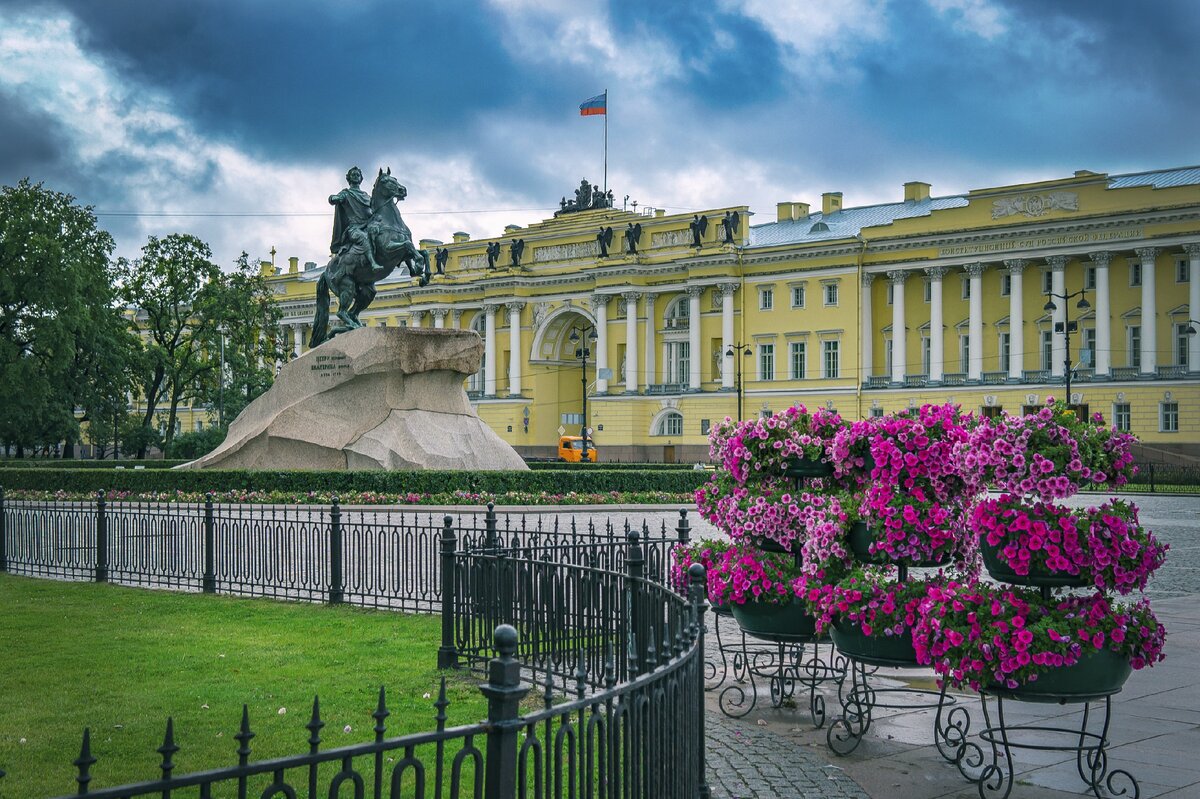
703,595,1200,798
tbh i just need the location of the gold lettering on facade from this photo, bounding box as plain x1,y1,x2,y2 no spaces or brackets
936,227,1143,258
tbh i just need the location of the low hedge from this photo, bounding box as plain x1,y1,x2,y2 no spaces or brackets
0,467,710,496
0,459,186,469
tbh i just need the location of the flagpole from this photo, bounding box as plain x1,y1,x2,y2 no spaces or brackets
603,89,608,197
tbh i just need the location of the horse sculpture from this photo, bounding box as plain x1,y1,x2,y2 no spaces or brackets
310,168,430,347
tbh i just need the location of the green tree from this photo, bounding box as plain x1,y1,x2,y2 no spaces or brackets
0,179,132,456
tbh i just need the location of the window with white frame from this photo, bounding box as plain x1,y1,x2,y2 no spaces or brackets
961,276,971,300
759,287,774,311
1000,274,1011,296
822,340,840,378
1042,270,1053,294
999,332,1011,373
923,279,932,303
758,343,775,381
823,282,839,306
1085,266,1097,291
1178,256,1191,283
654,411,684,436
1041,330,1053,370
1128,326,1141,369
1082,328,1096,367
884,338,893,374
791,284,806,308
869,406,884,418
959,334,970,372
665,298,689,330
1129,260,1142,287
667,341,690,384
921,336,931,374
1160,402,1179,433
1113,403,1131,432
789,341,806,380
1177,324,1191,366
887,282,894,305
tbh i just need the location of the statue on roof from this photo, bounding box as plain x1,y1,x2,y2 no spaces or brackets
554,178,615,216
720,210,741,244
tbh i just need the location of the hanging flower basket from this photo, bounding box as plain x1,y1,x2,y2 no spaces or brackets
784,455,836,478
847,522,951,567
986,648,1133,703
978,538,1090,588
731,599,818,639
830,622,920,666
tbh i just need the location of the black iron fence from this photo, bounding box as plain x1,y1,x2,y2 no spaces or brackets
0,490,709,799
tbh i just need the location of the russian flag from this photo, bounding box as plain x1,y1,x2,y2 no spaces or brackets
579,93,606,116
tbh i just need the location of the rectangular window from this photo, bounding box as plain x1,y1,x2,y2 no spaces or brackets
1129,261,1142,287
921,336,931,374
1178,256,1191,283
1129,326,1141,369
1161,402,1179,433
759,287,774,311
961,277,971,300
923,279,932,303
1041,330,1053,370
887,283,894,305
1177,324,1191,366
1082,328,1096,367
959,335,970,373
869,406,884,418
823,283,839,306
884,338,893,375
822,340,840,378
789,341,806,380
1113,403,1131,432
999,332,1011,373
1000,274,1011,296
791,284,806,308
676,341,690,384
1042,270,1053,294
1085,266,1097,291
758,343,774,381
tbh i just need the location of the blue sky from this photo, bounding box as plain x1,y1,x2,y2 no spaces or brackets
1,0,1196,268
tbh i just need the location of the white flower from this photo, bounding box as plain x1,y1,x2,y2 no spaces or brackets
343,725,353,733
278,707,286,715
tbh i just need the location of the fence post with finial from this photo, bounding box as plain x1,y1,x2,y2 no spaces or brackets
95,490,108,583
689,562,712,799
329,496,343,604
438,515,459,669
480,624,530,799
202,492,216,593
0,485,7,574
626,528,646,677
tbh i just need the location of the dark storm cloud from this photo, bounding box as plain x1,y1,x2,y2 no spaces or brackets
31,0,528,159
0,88,71,180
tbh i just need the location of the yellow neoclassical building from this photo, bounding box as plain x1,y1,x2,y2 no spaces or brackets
261,165,1200,462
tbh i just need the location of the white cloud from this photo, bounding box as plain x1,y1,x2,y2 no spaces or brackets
926,0,1009,39
720,0,890,77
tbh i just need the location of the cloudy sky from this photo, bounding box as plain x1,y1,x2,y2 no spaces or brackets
1,0,1197,269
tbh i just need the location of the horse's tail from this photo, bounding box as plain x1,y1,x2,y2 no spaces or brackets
310,274,330,347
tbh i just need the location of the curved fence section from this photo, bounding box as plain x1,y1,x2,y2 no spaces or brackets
0,490,709,799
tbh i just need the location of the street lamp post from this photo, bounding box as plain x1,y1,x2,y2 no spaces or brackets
1043,287,1091,410
725,343,753,421
569,325,599,461
218,325,227,429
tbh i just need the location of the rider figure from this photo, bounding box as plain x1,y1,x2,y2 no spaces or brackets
329,166,372,254
336,222,383,278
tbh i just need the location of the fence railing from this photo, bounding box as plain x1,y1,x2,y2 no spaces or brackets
0,490,709,799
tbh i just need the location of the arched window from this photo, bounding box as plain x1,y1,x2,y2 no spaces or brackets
652,410,683,437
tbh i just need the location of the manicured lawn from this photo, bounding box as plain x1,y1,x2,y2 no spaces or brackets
0,575,485,798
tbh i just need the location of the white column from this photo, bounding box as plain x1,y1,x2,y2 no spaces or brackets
592,295,610,394
1137,247,1159,374
411,311,425,329
450,310,462,329
888,270,908,383
483,304,497,396
292,324,303,358
643,293,657,387
720,283,736,390
1187,244,1200,373
1048,256,1067,378
687,286,703,390
1005,259,1027,380
1092,252,1112,376
861,273,875,381
624,291,640,393
432,309,447,329
926,268,946,382
966,262,986,380
506,301,524,397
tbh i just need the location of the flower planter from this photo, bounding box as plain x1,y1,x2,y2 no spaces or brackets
830,622,920,666
979,538,1091,589
783,456,835,478
711,602,733,616
730,599,818,639
987,648,1132,703
847,522,950,568
751,535,793,554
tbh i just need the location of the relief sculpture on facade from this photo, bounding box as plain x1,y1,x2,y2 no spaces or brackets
992,191,1078,219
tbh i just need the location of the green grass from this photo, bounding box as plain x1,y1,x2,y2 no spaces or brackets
0,575,487,798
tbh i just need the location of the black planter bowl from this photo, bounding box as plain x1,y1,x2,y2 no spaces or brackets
730,599,819,641
985,648,1132,703
979,538,1091,589
847,522,951,568
830,621,920,667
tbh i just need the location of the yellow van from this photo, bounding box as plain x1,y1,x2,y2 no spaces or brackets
557,436,598,463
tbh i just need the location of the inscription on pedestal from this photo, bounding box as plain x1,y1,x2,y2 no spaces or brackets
311,353,352,381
